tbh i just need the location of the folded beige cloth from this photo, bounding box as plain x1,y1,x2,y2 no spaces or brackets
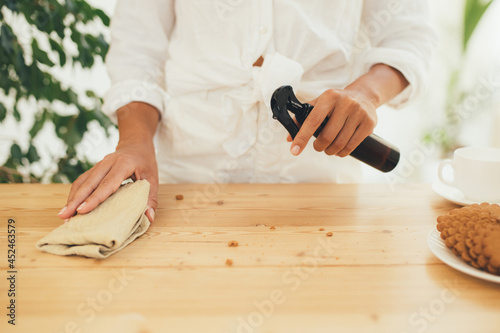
36,180,150,259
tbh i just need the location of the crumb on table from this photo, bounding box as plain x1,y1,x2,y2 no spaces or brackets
319,228,325,231
228,240,239,247
326,231,333,237
270,226,275,230
217,200,224,205
175,194,184,200
225,259,233,266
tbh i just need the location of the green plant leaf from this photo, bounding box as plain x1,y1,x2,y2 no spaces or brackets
67,88,79,104
53,114,84,147
52,10,66,39
0,24,15,55
94,8,110,26
85,90,96,98
13,105,21,122
0,103,6,122
51,173,64,183
96,33,109,58
3,0,19,12
463,0,495,52
29,109,47,138
32,39,55,67
14,51,29,87
27,145,40,163
29,5,55,34
49,38,67,67
10,144,23,164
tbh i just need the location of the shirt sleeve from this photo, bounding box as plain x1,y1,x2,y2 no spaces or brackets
102,0,175,123
360,0,438,108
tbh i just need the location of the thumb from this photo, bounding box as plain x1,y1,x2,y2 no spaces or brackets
145,180,159,223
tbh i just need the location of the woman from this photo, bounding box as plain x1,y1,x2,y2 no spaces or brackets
58,0,436,222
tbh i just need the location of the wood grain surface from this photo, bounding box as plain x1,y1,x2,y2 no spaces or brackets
0,183,499,333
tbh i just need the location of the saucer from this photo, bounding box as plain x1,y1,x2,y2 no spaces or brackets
431,180,500,206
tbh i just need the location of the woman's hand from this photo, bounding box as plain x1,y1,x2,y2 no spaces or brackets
289,89,378,157
57,102,161,223
288,64,409,157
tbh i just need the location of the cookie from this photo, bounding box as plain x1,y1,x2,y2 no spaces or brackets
436,203,500,275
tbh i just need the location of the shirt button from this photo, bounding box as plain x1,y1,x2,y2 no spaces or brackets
259,25,267,34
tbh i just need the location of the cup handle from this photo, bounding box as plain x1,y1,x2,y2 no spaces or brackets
438,159,455,187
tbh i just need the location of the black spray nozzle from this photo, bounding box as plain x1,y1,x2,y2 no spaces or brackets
271,85,315,139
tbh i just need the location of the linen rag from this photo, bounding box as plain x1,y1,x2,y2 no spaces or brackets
36,180,150,259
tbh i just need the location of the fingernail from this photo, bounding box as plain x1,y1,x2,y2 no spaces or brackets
76,202,86,211
58,206,67,216
291,145,300,155
149,207,155,221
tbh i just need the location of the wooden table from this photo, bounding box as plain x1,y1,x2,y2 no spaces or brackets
1,183,499,333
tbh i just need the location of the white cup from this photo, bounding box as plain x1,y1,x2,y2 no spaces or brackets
438,147,500,202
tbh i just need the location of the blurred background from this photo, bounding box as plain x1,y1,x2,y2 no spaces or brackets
1,0,499,184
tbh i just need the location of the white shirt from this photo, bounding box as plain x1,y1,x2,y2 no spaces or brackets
103,0,436,184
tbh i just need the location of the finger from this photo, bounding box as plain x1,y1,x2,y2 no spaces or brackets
291,97,332,156
286,116,300,142
336,122,374,157
58,166,107,219
58,170,91,219
312,103,350,152
135,167,159,223
58,158,115,219
76,164,134,215
145,177,159,223
324,115,361,156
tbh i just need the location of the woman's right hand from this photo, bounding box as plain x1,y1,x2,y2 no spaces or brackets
57,102,161,223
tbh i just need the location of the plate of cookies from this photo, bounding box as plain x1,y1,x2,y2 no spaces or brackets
428,203,500,283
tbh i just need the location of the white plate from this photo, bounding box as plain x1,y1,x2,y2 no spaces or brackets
431,180,500,206
427,229,500,284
